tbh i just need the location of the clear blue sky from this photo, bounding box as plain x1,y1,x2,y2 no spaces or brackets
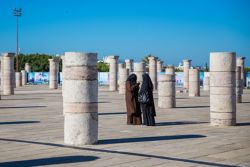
0,0,249,66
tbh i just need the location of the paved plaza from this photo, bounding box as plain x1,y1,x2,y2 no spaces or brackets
0,85,250,167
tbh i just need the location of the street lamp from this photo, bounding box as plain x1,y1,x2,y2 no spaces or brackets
13,8,22,72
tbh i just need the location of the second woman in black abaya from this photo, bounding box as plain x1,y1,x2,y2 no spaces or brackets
139,73,156,126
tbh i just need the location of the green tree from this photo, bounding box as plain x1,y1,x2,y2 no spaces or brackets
142,54,159,65
98,62,109,72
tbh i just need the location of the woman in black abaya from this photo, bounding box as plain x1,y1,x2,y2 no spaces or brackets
139,73,156,126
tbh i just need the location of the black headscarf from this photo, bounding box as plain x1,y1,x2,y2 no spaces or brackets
127,74,137,85
140,73,153,92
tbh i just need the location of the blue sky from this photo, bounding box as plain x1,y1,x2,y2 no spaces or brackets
0,0,249,66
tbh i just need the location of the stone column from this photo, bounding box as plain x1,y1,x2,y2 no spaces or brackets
3,53,15,95
157,60,163,73
158,74,176,108
25,63,31,73
236,57,245,87
189,69,200,97
148,57,157,90
236,66,242,103
21,70,27,85
49,58,59,89
64,52,98,145
125,59,133,73
109,55,119,91
165,65,175,75
134,62,145,83
15,72,22,87
0,57,3,92
210,52,236,126
183,59,191,89
203,72,210,91
119,67,129,94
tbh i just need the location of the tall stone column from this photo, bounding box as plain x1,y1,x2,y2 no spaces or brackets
3,53,15,95
157,60,163,73
109,55,119,91
165,65,175,75
236,57,245,87
236,66,242,103
189,69,200,97
183,59,191,89
134,62,145,83
210,52,236,126
0,57,3,92
64,52,98,145
125,59,133,73
25,63,31,73
203,72,210,91
158,74,176,108
15,72,22,87
119,67,129,94
21,70,27,85
49,58,59,89
148,57,157,90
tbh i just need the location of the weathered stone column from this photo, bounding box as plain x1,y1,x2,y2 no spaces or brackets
236,57,245,87
203,72,210,91
49,58,59,89
119,67,129,94
165,65,175,75
21,70,27,85
210,52,236,126
0,57,3,92
25,63,31,73
183,59,191,89
3,53,15,95
15,72,22,87
158,74,176,108
236,66,242,103
125,59,133,73
157,60,163,73
189,69,200,97
109,55,119,91
148,57,157,90
64,52,98,145
134,62,145,83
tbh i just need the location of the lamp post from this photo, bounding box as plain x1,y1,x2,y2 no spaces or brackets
13,8,22,72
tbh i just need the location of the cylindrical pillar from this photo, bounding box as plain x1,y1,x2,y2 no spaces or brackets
236,57,245,87
203,72,210,91
125,59,133,73
157,60,163,73
183,59,191,89
15,72,22,87
3,53,15,95
49,58,59,89
109,55,119,91
158,74,176,108
25,63,31,73
21,70,27,85
189,69,200,97
1,57,4,92
210,52,236,126
64,52,98,145
148,57,157,90
134,62,145,83
236,66,242,103
119,67,129,94
165,65,175,75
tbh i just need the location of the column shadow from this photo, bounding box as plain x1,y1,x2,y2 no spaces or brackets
99,112,125,116
176,106,209,109
0,155,99,167
237,122,250,126
0,138,237,167
156,121,208,126
0,106,47,109
0,121,40,125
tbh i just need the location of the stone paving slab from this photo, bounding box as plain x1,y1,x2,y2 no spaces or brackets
0,85,250,166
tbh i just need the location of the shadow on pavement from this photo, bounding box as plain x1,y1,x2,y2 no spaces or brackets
0,138,237,167
156,121,208,126
0,156,98,167
0,121,40,125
